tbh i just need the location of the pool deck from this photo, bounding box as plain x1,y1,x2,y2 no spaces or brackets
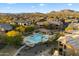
23,33,49,47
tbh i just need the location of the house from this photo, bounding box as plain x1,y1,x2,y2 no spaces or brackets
65,23,79,34
0,24,13,32
36,22,45,28
47,19,63,26
65,19,78,23
36,19,63,30
35,28,52,34
15,20,32,26
47,20,63,30
9,21,15,25
57,34,79,56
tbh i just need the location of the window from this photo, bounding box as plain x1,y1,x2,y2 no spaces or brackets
24,23,26,25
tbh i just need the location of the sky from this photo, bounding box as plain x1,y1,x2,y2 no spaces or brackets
0,3,79,13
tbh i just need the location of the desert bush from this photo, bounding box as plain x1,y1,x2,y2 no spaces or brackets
0,34,7,49
6,30,23,47
25,25,35,32
16,26,26,33
6,35,23,47
6,30,20,37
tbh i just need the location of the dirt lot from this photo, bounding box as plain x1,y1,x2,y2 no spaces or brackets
0,45,17,56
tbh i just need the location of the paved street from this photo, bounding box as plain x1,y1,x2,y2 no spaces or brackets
17,43,56,56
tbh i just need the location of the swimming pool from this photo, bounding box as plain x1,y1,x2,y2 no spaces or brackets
23,33,49,47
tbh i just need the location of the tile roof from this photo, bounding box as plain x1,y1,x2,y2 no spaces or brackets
58,34,79,49
0,24,13,31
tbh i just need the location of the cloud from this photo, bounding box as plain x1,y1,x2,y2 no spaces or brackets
67,3,72,6
39,3,45,6
7,3,16,4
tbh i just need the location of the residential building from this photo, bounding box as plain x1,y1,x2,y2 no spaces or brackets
57,34,79,56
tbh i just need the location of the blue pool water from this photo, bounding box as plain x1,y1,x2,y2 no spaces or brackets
24,33,49,45
27,33,43,43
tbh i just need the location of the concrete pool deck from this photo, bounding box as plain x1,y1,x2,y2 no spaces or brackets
23,33,49,47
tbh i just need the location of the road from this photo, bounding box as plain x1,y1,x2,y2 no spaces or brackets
17,43,56,56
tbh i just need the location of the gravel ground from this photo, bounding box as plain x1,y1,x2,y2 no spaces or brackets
17,43,56,56
0,46,17,56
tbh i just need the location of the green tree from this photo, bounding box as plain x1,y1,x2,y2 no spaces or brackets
25,25,35,32
6,35,23,47
6,30,23,47
16,26,26,33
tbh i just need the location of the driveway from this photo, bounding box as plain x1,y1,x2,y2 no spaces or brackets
17,43,56,56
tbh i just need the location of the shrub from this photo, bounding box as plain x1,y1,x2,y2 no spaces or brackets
65,26,73,32
6,35,23,47
16,26,26,33
0,34,6,44
25,25,35,32
6,30,21,37
10,24,17,29
6,30,23,47
0,34,7,49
